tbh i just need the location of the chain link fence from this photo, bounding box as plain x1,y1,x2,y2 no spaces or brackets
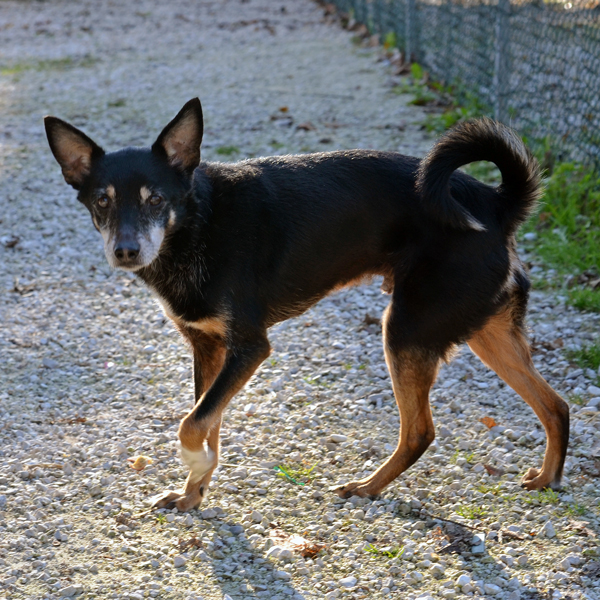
329,0,600,167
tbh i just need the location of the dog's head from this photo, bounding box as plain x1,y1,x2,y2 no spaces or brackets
44,98,203,271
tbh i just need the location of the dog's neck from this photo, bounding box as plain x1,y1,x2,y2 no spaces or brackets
136,186,214,318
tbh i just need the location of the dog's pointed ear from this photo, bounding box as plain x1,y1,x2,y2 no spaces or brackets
152,98,203,175
44,117,105,190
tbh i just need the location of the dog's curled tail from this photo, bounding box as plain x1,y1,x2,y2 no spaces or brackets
416,118,542,233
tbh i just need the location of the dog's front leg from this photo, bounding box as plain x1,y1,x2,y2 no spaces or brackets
152,334,271,511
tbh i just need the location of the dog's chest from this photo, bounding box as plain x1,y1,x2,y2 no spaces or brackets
158,296,227,338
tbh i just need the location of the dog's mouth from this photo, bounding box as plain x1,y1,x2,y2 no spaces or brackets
113,257,146,272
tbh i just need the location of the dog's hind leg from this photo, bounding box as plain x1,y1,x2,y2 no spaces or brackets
468,304,569,490
336,306,441,498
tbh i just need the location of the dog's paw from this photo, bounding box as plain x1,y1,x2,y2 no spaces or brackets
151,483,207,512
520,467,561,491
332,481,378,499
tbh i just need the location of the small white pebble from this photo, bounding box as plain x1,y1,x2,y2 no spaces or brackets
173,555,187,568
339,575,357,588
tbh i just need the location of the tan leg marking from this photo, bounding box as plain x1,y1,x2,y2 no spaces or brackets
152,420,221,511
467,308,569,490
336,308,440,498
152,329,226,511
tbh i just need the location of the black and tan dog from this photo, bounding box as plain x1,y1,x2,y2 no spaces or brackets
44,99,569,511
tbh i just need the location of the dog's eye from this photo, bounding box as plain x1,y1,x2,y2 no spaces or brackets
97,196,109,209
149,194,163,207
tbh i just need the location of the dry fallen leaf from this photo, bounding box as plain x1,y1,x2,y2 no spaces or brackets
270,528,326,558
178,536,203,551
296,122,316,131
483,463,505,477
479,416,497,429
128,455,153,471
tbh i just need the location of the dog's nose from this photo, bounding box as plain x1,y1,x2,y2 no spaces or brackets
114,242,140,261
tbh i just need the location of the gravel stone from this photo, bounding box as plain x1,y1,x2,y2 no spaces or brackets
484,583,502,595
539,520,557,539
173,555,187,568
339,575,357,588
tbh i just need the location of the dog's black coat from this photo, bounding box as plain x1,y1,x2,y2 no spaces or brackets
46,102,538,413
139,149,527,351
47,100,565,506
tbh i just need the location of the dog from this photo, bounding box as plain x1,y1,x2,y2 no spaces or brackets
44,98,569,511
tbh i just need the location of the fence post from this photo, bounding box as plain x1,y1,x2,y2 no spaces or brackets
494,0,510,122
405,0,418,63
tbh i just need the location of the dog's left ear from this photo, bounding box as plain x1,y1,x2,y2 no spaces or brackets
152,98,203,175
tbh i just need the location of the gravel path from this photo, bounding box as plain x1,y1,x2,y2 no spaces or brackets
2,1,600,600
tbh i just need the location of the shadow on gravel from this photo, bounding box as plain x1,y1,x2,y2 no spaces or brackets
170,524,303,600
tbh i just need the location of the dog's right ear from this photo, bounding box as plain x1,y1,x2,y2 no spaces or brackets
44,117,105,190
152,98,203,176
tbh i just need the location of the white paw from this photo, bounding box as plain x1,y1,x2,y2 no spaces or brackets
180,441,216,483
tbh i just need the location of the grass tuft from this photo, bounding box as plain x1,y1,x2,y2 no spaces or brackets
1,55,97,76
522,162,600,311
568,288,600,313
524,488,560,505
568,393,587,406
455,505,486,519
566,341,600,371
365,543,404,559
215,145,240,156
274,462,317,486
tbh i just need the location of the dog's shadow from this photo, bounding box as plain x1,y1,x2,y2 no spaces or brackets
169,514,302,600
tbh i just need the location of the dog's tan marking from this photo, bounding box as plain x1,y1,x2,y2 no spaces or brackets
140,185,151,204
336,307,441,498
152,419,222,511
105,184,116,200
468,306,569,490
187,316,228,337
168,209,177,228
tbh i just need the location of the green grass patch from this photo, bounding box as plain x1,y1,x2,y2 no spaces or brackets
450,450,476,464
564,503,587,517
568,392,587,406
365,543,404,559
274,462,317,486
1,55,97,76
303,375,332,388
523,488,560,505
425,90,488,134
215,145,240,156
455,505,486,519
462,161,502,185
108,99,127,108
568,288,600,313
477,483,502,495
522,162,600,311
566,341,600,371
393,63,437,106
383,31,397,51
392,63,489,133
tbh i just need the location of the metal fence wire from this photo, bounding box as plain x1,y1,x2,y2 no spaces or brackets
330,0,600,167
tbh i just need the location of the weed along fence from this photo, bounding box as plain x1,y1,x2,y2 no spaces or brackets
329,0,600,167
